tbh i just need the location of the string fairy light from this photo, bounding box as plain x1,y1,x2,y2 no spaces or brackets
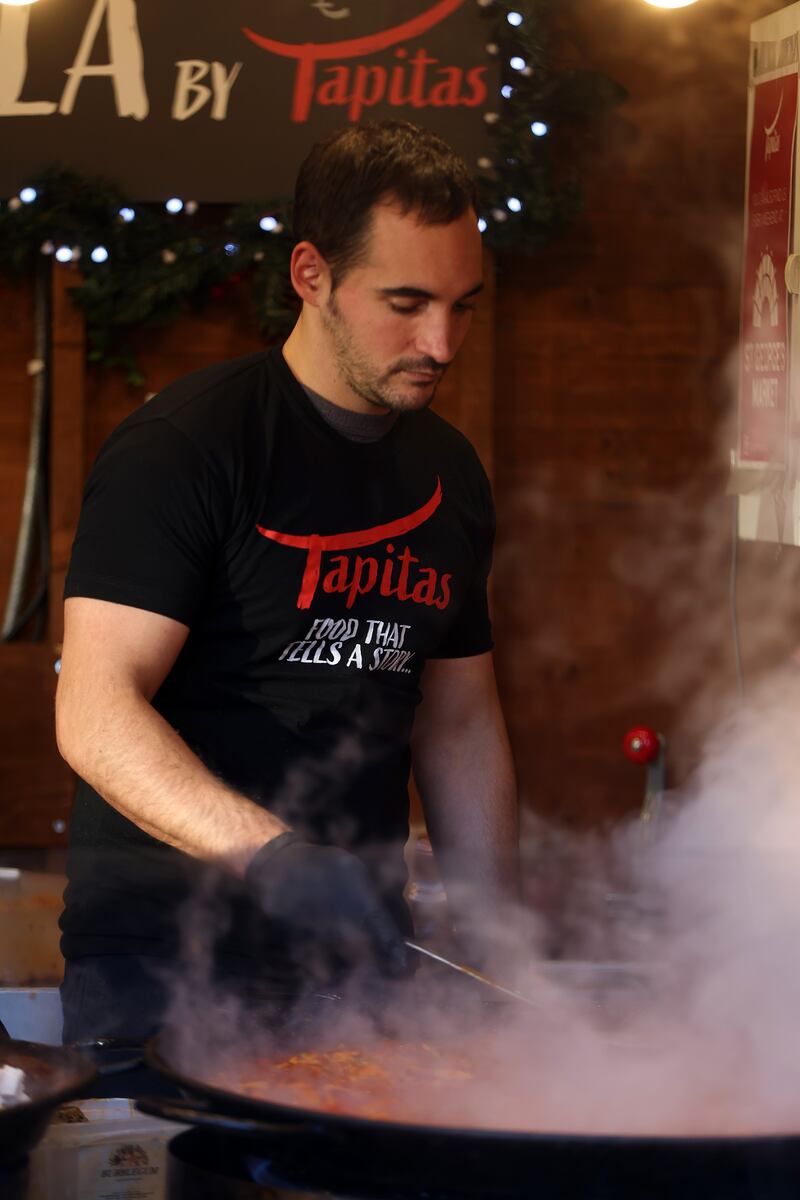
0,3,625,382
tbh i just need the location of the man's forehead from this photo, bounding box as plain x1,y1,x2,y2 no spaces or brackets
360,202,483,287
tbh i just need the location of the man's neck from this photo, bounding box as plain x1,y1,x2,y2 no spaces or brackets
282,315,388,416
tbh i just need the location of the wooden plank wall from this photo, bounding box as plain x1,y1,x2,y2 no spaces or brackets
0,272,69,848
492,0,800,829
0,269,80,849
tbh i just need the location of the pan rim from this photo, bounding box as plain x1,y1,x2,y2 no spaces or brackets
0,1039,97,1120
146,1033,800,1148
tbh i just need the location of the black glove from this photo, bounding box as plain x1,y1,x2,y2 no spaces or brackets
245,833,409,980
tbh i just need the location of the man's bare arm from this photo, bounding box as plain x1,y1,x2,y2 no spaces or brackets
56,597,290,877
410,651,519,947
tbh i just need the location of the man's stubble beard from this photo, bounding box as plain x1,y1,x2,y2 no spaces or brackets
322,292,444,415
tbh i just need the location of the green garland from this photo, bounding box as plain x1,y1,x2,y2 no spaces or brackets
0,0,625,386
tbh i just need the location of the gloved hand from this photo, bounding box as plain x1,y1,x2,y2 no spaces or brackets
245,832,409,980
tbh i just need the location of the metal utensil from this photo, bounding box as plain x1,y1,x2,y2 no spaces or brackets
404,940,541,1010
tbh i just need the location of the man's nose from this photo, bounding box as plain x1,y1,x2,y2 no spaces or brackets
415,313,460,365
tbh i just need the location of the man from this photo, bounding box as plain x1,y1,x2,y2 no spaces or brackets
55,120,518,1042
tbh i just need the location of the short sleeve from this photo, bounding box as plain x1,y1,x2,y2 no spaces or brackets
430,464,495,660
64,418,228,626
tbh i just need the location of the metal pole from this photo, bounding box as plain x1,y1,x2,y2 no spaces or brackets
2,255,51,641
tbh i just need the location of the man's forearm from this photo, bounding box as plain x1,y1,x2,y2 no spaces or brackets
57,685,289,876
412,701,519,914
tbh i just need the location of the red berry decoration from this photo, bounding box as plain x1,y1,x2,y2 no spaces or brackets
623,726,660,765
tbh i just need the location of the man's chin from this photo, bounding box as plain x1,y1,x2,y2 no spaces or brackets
380,381,439,413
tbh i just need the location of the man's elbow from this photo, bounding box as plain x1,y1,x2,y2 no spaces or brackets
55,679,104,778
55,688,85,775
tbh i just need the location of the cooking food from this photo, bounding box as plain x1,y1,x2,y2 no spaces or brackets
0,1064,29,1109
213,1040,478,1123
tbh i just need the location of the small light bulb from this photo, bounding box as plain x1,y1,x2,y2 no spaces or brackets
507,11,524,25
485,43,499,55
184,200,198,215
477,218,488,234
40,241,54,256
491,208,508,223
7,197,21,212
642,0,699,7
19,187,37,204
161,249,177,264
224,242,239,256
501,85,514,100
507,197,523,213
259,216,279,232
165,197,184,214
55,246,74,263
510,56,527,71
91,246,109,264
119,207,135,223
531,121,549,137
484,112,500,125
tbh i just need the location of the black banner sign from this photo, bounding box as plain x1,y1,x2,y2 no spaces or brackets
0,0,496,201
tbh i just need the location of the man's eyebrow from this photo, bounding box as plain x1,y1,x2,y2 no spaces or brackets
377,283,485,301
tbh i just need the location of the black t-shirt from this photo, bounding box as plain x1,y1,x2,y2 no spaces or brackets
60,348,494,974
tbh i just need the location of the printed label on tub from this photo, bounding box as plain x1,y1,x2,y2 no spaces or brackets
77,1137,167,1200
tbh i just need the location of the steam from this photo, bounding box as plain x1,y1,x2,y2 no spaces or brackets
503,666,800,1137
160,665,800,1139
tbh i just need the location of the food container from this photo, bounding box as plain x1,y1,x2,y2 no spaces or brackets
28,1097,181,1200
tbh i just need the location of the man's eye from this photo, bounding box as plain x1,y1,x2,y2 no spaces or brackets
390,303,422,315
455,304,477,314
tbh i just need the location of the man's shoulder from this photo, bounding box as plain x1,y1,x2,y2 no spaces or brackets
131,351,273,433
89,351,287,477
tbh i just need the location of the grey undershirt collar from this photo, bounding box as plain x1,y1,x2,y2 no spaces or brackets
302,384,398,444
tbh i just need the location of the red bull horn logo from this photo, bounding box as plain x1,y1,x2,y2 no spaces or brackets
242,0,488,123
256,477,452,611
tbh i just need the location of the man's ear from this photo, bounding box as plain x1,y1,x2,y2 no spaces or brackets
290,242,330,307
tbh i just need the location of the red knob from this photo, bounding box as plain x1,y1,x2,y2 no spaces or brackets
623,726,660,764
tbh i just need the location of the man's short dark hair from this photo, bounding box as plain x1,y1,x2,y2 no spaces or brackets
293,120,478,286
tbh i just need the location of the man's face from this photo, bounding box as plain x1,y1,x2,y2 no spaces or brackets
319,202,484,413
